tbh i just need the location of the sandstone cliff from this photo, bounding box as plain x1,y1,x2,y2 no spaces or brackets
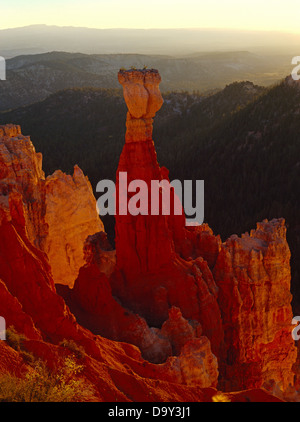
0,124,103,287
114,70,224,360
0,69,298,401
0,139,219,397
214,218,297,391
44,166,103,286
112,69,297,394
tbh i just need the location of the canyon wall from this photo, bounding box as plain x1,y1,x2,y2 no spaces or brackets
214,219,297,391
0,124,103,287
0,69,297,400
112,69,297,393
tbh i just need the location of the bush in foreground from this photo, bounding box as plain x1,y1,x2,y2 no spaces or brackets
0,356,96,402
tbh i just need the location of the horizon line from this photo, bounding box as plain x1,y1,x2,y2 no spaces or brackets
1,24,300,36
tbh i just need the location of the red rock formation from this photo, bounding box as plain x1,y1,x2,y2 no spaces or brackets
114,69,224,358
59,233,219,389
0,124,103,287
118,69,163,143
58,232,173,364
0,64,298,401
176,338,218,387
44,166,103,287
0,341,29,378
113,70,297,395
0,278,42,341
0,176,219,397
0,123,219,397
160,307,202,355
0,124,47,247
213,218,297,391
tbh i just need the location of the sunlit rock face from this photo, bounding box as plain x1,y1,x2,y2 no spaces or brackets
44,166,104,287
0,124,47,248
214,218,297,391
118,69,163,143
0,124,104,287
114,70,224,359
113,69,297,394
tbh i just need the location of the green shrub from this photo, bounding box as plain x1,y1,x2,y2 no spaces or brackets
5,326,35,364
0,357,96,402
5,326,26,352
59,339,86,360
20,350,36,365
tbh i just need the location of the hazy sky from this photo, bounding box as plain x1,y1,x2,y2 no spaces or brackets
1,0,300,33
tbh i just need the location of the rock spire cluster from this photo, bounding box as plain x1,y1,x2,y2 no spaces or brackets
0,69,297,400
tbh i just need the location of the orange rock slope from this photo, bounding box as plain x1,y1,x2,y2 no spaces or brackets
0,123,103,288
0,69,298,402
